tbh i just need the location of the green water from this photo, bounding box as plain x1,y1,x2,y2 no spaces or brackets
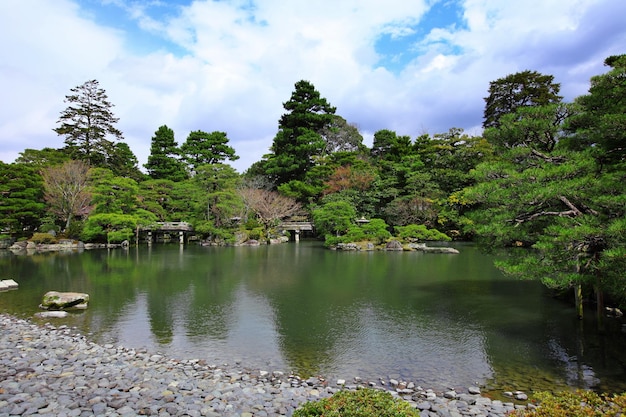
1,242,625,395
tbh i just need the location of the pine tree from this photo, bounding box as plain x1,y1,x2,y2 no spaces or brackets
54,80,124,166
144,125,188,181
265,80,336,185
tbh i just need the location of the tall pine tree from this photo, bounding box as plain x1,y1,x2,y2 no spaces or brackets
54,80,124,166
265,80,336,185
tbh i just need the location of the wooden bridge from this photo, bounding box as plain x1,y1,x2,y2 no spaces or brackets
141,222,193,244
140,221,315,244
279,221,314,242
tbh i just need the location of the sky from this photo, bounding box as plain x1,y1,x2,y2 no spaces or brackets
1,0,625,173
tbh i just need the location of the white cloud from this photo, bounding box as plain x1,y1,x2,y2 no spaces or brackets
1,0,624,172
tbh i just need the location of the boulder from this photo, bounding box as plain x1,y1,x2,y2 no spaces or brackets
0,279,19,291
41,291,89,310
385,240,404,251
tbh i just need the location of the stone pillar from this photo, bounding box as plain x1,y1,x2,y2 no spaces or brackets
179,231,184,244
295,229,300,243
147,231,153,245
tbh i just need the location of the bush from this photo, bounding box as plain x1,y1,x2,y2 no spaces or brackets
30,232,58,244
513,390,626,417
395,224,451,242
293,388,420,417
247,227,264,241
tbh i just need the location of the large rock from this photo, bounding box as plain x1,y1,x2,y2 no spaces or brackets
41,291,89,310
0,279,19,291
385,240,404,251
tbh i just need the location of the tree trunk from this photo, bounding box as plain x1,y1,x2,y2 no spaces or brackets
574,284,583,320
65,213,72,232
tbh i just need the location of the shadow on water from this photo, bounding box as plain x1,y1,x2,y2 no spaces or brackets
1,242,625,395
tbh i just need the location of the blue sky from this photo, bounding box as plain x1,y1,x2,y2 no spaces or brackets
1,0,625,172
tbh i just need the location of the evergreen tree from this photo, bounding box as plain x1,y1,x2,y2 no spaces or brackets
565,54,626,166
144,125,188,181
265,80,336,185
466,58,626,314
109,142,144,180
370,129,412,162
483,70,562,130
180,130,239,172
54,80,124,166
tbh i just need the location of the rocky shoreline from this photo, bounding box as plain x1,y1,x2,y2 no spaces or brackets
0,314,531,416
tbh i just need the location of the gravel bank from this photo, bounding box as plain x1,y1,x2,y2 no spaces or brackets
0,314,529,416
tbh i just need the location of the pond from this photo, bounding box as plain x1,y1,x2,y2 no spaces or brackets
1,241,625,396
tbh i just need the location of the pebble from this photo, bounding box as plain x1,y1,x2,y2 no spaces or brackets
0,314,529,416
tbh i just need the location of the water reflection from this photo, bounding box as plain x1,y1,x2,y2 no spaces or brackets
2,242,625,394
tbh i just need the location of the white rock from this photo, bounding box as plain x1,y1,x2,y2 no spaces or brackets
34,311,68,318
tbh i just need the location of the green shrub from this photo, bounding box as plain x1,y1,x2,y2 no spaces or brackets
513,390,626,417
30,232,58,244
246,227,264,241
395,224,451,242
293,388,420,417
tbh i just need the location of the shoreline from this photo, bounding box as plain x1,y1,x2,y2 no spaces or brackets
0,313,529,416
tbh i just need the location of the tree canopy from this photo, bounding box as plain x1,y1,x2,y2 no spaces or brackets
180,130,239,172
144,125,188,181
483,70,562,130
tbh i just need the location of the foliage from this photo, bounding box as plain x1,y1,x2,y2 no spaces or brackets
312,200,357,237
293,388,420,417
16,148,70,167
193,220,236,243
53,80,124,167
395,224,451,242
194,169,242,227
0,162,46,236
29,232,58,244
144,125,188,181
323,164,375,195
383,195,438,228
265,80,336,185
512,390,626,417
180,130,239,172
89,168,140,215
319,115,367,155
108,142,144,180
466,57,626,310
350,218,391,244
41,160,91,231
81,211,156,243
137,179,178,221
483,70,562,129
484,103,573,152
565,54,626,166
371,129,413,162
